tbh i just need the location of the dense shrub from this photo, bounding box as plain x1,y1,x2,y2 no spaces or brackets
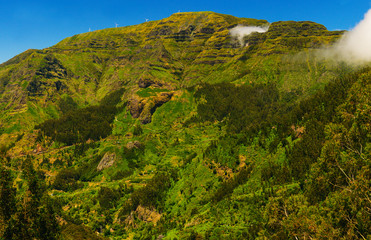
194,82,294,139
131,172,174,209
99,88,125,106
62,223,105,240
58,95,78,114
118,171,177,220
212,166,252,202
36,105,115,145
36,89,125,145
77,154,102,181
111,169,133,180
287,68,362,181
133,124,143,136
53,168,82,192
204,137,240,168
261,161,291,184
97,187,120,210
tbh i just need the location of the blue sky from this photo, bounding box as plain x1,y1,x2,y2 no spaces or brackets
1,0,371,64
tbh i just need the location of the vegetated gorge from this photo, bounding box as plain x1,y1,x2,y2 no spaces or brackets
0,11,370,239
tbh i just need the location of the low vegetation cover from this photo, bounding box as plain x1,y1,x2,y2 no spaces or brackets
0,11,369,240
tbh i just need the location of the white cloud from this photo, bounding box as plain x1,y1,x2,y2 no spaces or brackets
322,9,371,64
230,25,269,46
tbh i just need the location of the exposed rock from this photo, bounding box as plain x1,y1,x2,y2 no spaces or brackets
126,140,142,150
128,91,174,124
33,143,45,154
266,21,328,39
139,92,174,124
125,205,162,226
143,44,153,49
154,92,174,107
138,77,154,88
139,104,154,124
97,152,117,171
128,95,145,118
172,27,195,42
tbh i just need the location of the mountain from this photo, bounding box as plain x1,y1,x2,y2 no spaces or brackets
0,12,370,239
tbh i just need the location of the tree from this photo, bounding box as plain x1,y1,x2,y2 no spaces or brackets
3,156,60,240
0,158,16,235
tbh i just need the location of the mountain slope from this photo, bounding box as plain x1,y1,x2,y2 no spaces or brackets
0,12,342,133
0,12,369,240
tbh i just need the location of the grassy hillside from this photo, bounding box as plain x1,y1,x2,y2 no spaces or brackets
0,12,369,240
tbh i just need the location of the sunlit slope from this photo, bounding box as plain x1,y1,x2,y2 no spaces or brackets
0,12,343,136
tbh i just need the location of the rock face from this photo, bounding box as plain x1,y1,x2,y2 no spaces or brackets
128,91,174,124
128,95,144,119
124,205,162,226
97,152,117,171
135,205,161,224
139,92,174,124
126,140,142,150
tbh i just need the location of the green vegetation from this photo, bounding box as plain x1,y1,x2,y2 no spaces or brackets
0,11,369,240
36,88,124,145
0,157,60,239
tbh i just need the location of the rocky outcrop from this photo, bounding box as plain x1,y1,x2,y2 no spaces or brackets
126,140,142,150
97,152,117,171
128,91,174,124
140,92,174,124
135,205,161,224
124,205,162,226
128,95,145,118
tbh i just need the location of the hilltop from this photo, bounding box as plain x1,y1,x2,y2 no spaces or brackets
0,12,369,240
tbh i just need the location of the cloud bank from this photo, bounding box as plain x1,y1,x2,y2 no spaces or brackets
230,25,269,46
324,9,371,64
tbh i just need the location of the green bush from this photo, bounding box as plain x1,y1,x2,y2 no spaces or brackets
77,154,102,181
131,172,173,209
36,89,125,145
53,168,82,192
111,169,133,180
97,187,120,210
62,223,105,240
194,82,293,140
212,167,252,202
58,95,78,114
